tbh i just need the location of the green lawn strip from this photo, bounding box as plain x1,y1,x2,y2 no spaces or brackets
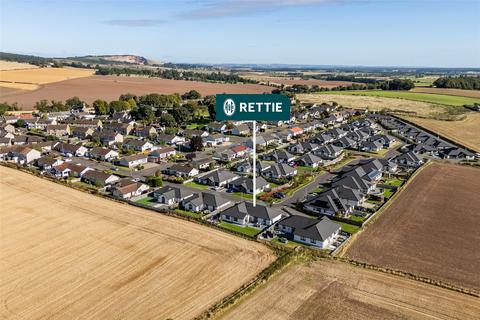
218,222,261,237
316,90,480,107
349,215,366,223
384,178,404,187
175,208,203,219
335,221,360,234
383,189,394,199
185,181,210,190
232,192,253,200
135,196,156,206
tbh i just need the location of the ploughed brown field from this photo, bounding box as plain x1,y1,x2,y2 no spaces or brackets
346,162,480,292
0,75,275,109
221,259,480,320
0,166,274,320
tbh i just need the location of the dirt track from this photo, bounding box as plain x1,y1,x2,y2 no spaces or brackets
0,166,274,320
222,259,480,320
0,75,275,109
346,163,480,292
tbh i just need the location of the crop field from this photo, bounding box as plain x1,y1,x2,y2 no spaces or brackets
411,87,480,98
346,163,480,292
221,259,480,320
0,166,274,320
240,73,358,87
314,90,480,106
403,113,480,152
0,75,275,109
0,60,38,71
0,67,95,91
298,93,446,117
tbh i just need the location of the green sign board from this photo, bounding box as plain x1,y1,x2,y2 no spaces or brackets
215,94,291,121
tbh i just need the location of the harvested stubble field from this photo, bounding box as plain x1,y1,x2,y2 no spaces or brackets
221,259,480,320
346,162,480,292
240,73,358,87
403,113,480,152
0,60,38,71
0,67,94,91
0,75,275,109
0,166,274,320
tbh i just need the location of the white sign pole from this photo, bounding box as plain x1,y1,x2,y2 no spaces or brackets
252,120,256,207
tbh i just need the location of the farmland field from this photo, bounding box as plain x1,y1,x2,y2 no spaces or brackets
0,75,275,109
0,166,274,320
0,67,95,91
403,114,480,152
221,259,480,320
313,90,480,106
240,73,359,87
411,87,480,98
0,60,38,71
346,162,480,292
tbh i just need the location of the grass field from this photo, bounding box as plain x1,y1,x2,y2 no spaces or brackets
411,87,480,98
185,181,210,190
316,90,480,106
0,75,275,109
346,163,480,292
221,259,480,320
0,166,274,320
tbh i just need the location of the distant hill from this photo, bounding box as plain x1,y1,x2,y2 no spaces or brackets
66,55,154,65
0,52,54,67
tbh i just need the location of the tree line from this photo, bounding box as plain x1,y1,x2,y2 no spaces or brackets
95,66,258,84
433,76,480,90
0,102,20,115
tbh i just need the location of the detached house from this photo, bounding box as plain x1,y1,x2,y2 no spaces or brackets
118,154,148,168
195,170,239,188
153,185,194,205
164,164,199,178
220,202,283,226
278,215,340,249
112,179,149,199
123,138,154,152
103,122,133,135
54,142,88,157
297,153,323,168
262,150,296,164
82,170,120,187
262,163,297,179
181,191,232,213
227,176,270,194
0,146,41,164
92,130,123,146
89,147,119,162
148,146,176,162
231,124,250,136
392,152,423,168
46,124,70,137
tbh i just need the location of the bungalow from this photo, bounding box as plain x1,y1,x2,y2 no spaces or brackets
207,122,227,133
135,126,157,138
53,142,88,157
368,134,396,148
181,191,232,213
183,129,209,138
213,149,236,162
278,215,340,249
309,133,334,145
12,135,44,145
65,119,102,129
123,138,154,152
71,127,95,139
232,159,252,173
195,169,239,188
89,147,119,162
262,163,297,179
46,124,70,137
220,202,283,226
148,146,176,162
1,146,41,164
164,164,199,178
36,156,63,170
262,150,296,164
288,142,319,155
153,185,194,205
297,153,323,168
118,154,148,168
442,148,475,160
359,140,384,152
392,152,423,168
112,179,149,199
303,188,353,216
333,136,357,149
227,176,270,194
191,156,216,170
289,126,303,137
314,144,343,160
204,133,229,147
102,122,133,135
157,134,185,145
231,145,250,158
52,162,90,178
92,130,124,146
82,170,120,187
231,124,250,136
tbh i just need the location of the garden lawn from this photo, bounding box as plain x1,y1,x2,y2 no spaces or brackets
336,221,360,234
135,196,156,206
384,178,403,187
218,222,261,237
175,209,203,219
185,181,210,190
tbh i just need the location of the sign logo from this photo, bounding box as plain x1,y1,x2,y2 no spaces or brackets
223,98,236,117
216,94,291,121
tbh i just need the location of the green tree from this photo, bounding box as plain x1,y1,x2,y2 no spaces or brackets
202,95,216,120
93,99,109,115
131,105,155,123
182,90,201,100
15,119,25,128
172,106,192,124
109,100,131,113
190,136,204,151
146,176,163,187
159,113,177,127
65,96,85,110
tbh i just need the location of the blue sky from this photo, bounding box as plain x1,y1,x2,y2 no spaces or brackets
1,0,479,67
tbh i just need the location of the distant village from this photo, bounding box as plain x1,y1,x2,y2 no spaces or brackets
1,100,477,251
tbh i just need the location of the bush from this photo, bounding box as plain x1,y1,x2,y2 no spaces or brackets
146,176,163,187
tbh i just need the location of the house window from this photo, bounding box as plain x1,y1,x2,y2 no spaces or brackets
310,238,315,244
300,236,306,241
234,218,238,222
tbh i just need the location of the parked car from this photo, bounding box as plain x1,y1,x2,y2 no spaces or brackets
273,192,285,199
